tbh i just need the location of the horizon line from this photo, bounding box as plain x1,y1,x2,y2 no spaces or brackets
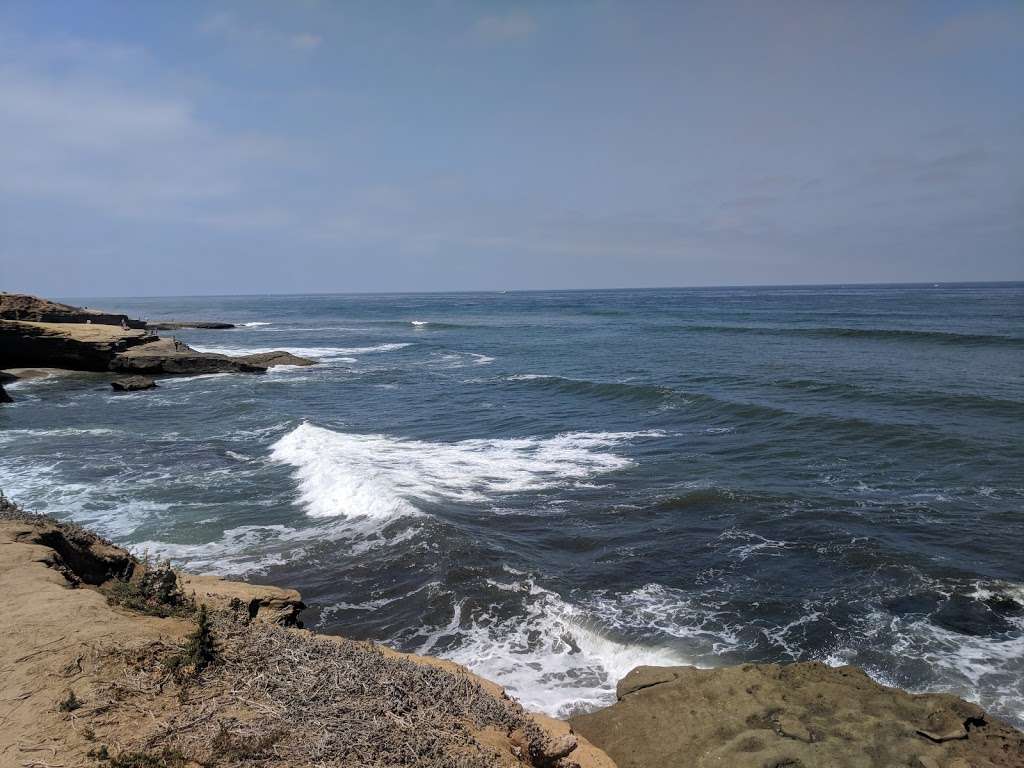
42,278,1024,302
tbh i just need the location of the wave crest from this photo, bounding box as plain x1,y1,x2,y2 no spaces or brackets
268,422,662,522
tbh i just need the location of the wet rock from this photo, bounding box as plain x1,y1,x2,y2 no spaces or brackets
933,594,1013,636
0,382,10,403
234,350,317,367
110,376,157,392
111,338,266,375
146,321,235,330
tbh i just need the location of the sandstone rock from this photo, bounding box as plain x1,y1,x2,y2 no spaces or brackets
571,662,1024,768
0,381,10,403
234,350,317,367
180,573,305,626
0,319,155,371
111,376,157,391
0,293,145,328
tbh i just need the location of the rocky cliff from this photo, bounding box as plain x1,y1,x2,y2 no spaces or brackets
0,503,612,768
0,293,146,328
0,295,322,379
0,319,156,370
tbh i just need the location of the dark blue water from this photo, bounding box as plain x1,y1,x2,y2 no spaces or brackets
2,284,1022,722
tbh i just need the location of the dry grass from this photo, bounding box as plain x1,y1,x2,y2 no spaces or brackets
92,608,554,768
0,497,572,767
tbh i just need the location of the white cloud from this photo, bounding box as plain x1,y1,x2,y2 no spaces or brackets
473,11,536,43
0,44,297,221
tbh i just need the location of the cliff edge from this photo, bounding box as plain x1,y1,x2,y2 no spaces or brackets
0,503,612,768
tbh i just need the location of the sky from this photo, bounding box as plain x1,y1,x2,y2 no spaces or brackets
0,1,1021,296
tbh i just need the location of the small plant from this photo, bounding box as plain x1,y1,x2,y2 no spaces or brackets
165,603,217,678
59,689,83,712
185,604,217,672
87,744,110,761
104,557,194,618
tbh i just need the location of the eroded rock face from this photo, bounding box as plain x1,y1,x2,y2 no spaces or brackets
179,574,306,627
0,293,145,328
570,663,1024,768
234,351,317,367
0,319,155,371
111,376,157,391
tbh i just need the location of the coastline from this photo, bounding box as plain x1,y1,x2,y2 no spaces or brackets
1,500,1021,768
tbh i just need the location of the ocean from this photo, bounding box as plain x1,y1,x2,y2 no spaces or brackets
2,283,1022,724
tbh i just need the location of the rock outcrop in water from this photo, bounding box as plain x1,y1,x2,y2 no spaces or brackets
111,375,158,391
147,320,236,330
570,663,1024,768
0,319,155,370
0,294,318,379
111,337,267,375
0,292,146,328
234,350,317,367
0,381,10,403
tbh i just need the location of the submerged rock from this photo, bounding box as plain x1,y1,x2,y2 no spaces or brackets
234,350,317,367
146,321,235,330
571,662,1024,768
111,376,157,392
0,382,10,403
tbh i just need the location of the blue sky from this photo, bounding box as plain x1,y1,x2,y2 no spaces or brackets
1,1,1021,295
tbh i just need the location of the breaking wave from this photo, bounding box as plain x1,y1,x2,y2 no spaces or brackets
268,422,663,522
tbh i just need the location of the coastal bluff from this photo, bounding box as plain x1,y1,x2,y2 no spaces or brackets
1,502,1020,767
0,293,315,390
0,503,612,768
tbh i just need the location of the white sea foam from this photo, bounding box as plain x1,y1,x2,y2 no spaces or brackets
411,320,429,326
190,343,410,361
268,422,663,522
134,525,298,575
414,579,685,716
241,321,272,327
718,528,794,561
583,583,748,655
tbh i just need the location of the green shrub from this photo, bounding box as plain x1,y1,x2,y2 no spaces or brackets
164,604,217,677
105,558,193,618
